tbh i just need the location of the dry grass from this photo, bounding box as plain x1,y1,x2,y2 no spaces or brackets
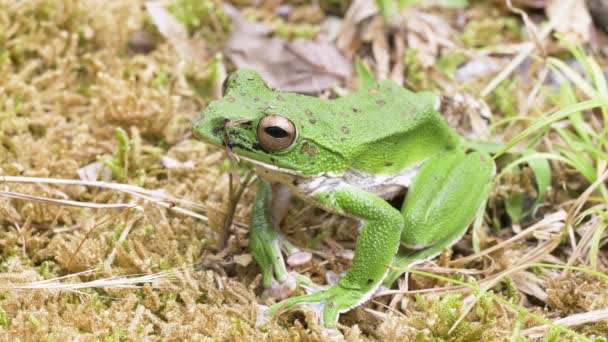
0,0,607,340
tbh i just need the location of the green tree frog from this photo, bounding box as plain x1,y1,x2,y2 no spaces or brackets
193,69,495,329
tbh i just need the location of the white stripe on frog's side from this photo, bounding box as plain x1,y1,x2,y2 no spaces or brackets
297,165,421,199
242,153,422,200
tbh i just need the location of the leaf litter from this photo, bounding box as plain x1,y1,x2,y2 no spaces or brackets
1,0,608,341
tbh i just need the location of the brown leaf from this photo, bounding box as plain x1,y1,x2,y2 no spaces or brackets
223,4,351,93
336,0,378,56
546,0,592,45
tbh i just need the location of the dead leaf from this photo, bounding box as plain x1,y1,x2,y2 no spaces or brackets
77,161,112,182
546,0,592,45
368,16,390,80
401,8,456,68
145,2,208,62
588,0,608,32
233,253,253,267
336,0,378,56
223,4,351,93
161,156,195,169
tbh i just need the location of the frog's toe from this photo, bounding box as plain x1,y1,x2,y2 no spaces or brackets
265,273,297,300
266,284,371,328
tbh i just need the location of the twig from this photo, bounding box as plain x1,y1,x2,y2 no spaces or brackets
104,213,144,268
480,0,574,98
0,190,140,210
0,175,211,224
522,308,608,338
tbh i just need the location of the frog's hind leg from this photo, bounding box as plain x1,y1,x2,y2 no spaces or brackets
384,150,495,287
382,220,478,286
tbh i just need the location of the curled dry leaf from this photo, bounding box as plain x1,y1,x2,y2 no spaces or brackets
223,4,351,93
546,0,592,45
336,0,379,57
401,8,457,68
77,161,112,182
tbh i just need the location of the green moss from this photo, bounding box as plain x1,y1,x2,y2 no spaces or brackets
28,314,41,329
462,16,522,48
35,261,53,280
437,52,466,80
490,80,518,117
272,19,319,39
99,128,130,182
403,48,429,89
167,0,231,38
186,53,224,100
0,306,10,328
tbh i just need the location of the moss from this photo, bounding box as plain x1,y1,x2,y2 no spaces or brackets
462,16,522,48
167,0,231,44
0,0,606,340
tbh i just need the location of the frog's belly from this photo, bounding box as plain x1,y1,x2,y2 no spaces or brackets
297,166,420,199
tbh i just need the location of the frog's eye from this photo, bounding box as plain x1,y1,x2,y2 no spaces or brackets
257,115,297,151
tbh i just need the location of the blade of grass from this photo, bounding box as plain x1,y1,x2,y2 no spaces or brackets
494,98,608,159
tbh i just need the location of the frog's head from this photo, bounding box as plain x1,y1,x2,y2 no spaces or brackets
193,69,346,176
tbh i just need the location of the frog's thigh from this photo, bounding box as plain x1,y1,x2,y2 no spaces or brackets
400,150,495,249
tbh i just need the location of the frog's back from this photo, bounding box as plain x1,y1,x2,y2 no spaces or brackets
309,80,460,175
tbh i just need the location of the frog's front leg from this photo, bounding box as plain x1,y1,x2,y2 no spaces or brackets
250,180,313,300
264,187,404,327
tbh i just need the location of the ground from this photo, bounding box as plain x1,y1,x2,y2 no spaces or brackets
0,0,607,341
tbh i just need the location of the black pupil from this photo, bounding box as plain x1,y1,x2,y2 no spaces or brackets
264,126,289,138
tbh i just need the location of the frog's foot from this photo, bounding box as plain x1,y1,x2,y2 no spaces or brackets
265,273,296,300
263,283,375,328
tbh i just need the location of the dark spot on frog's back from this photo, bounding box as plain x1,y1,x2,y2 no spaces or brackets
342,126,349,134
376,99,386,106
385,161,393,167
352,107,360,113
309,118,316,124
305,109,313,116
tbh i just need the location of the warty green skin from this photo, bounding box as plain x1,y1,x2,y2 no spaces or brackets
194,69,461,176
193,69,495,329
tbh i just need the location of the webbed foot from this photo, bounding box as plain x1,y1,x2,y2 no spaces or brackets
263,282,375,328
